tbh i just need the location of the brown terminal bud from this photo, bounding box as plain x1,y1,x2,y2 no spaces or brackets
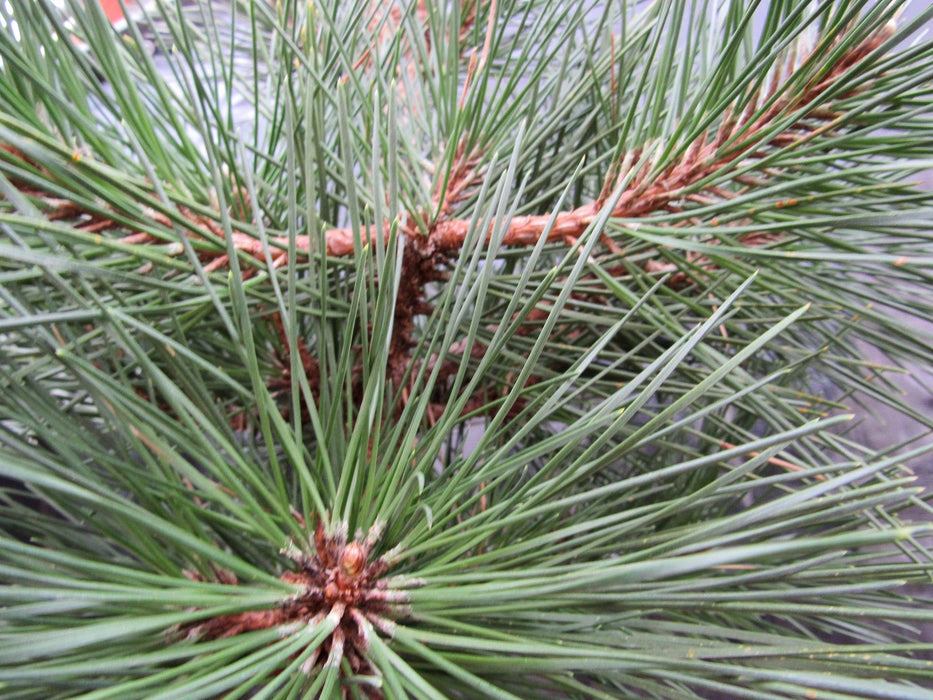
339,542,366,579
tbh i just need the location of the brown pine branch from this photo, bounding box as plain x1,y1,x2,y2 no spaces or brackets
172,23,892,271
4,22,891,275
0,21,894,429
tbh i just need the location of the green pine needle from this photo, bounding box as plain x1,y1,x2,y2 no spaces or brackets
1,0,932,697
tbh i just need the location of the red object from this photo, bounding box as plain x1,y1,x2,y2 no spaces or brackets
98,0,130,23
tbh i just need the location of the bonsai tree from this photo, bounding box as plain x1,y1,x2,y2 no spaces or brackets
1,0,932,697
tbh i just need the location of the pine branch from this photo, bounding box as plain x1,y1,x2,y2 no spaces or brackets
2,20,886,273
0,19,898,422
2,2,933,697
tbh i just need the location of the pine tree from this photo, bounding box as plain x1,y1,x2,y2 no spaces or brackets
1,0,932,697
